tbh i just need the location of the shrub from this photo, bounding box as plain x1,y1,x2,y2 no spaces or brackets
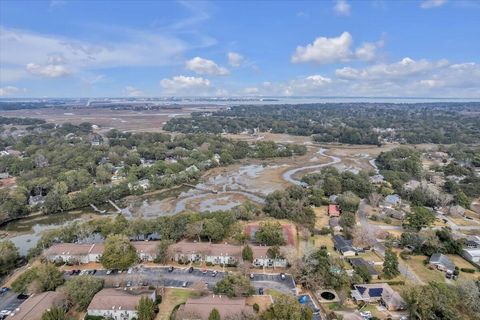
370,214,378,221
253,303,260,313
460,268,476,273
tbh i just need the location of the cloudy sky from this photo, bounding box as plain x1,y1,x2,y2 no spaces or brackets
1,0,479,98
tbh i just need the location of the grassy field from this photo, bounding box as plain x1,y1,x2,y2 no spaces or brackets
156,288,200,320
402,255,445,283
314,206,329,229
447,254,480,281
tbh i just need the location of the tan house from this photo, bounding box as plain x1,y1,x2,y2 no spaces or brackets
169,241,288,268
178,295,252,320
87,288,156,320
43,241,158,264
9,291,66,320
351,283,406,311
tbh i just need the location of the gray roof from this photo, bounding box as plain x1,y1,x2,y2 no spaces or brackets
385,194,401,204
429,253,455,271
333,235,354,253
349,258,379,276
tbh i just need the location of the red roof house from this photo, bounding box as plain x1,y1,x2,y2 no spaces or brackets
328,204,341,217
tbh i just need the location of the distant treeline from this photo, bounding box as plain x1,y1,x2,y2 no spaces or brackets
0,116,46,126
164,103,480,145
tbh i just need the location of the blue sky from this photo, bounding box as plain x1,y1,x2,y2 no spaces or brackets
1,0,479,98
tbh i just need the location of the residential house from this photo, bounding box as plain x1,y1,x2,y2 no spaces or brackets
369,174,384,184
329,195,338,203
87,288,156,320
43,241,158,264
178,295,252,320
329,217,343,233
383,194,401,208
333,235,356,256
169,241,287,268
462,248,480,265
429,253,455,273
29,195,46,206
328,204,341,217
349,258,379,280
465,236,480,249
251,246,288,268
9,291,66,320
351,283,406,311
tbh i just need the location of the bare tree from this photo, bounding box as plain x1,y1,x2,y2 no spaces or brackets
352,225,377,248
368,192,383,207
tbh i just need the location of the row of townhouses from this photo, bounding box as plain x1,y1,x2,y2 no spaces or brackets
43,240,288,268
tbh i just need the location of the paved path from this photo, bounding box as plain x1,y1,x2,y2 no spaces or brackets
357,200,424,284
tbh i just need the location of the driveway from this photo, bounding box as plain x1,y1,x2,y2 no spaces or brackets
65,266,296,295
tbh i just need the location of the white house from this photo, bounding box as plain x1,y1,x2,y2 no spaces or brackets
462,248,480,264
87,288,156,320
44,242,158,264
169,241,288,268
383,194,401,208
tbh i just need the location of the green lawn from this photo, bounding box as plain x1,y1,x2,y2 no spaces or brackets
156,288,200,320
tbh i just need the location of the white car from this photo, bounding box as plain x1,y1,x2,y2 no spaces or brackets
360,311,372,319
127,268,133,274
0,310,11,316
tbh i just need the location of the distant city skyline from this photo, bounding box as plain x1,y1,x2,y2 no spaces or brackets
1,0,479,98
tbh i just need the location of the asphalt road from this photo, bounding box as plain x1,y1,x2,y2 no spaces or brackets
0,291,26,315
357,200,424,284
65,266,297,295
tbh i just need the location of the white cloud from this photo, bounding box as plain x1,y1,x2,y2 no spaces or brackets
227,52,244,67
185,57,229,75
244,87,259,94
0,86,22,96
292,32,381,64
335,57,449,80
0,26,203,81
334,0,351,16
160,75,211,95
125,86,145,97
420,0,447,9
26,63,71,78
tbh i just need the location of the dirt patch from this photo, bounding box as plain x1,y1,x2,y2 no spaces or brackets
244,221,297,246
1,106,224,132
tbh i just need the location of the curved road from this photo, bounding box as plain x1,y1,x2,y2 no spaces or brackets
282,148,341,185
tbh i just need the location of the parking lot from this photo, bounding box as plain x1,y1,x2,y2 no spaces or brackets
64,266,296,295
0,290,27,317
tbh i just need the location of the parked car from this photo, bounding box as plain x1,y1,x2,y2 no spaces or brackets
91,269,97,275
126,281,132,287
17,293,29,300
212,270,218,277
360,311,372,319
279,273,286,280
188,267,194,273
106,269,112,275
168,266,174,272
202,269,208,274
258,287,264,295
0,287,9,294
127,268,133,274
249,273,254,279
182,281,188,287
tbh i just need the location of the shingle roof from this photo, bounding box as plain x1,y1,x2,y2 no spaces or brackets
182,295,251,320
429,253,455,271
349,258,379,276
87,288,154,312
333,235,354,253
10,291,65,320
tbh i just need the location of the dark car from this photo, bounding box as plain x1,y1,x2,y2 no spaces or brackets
69,270,76,275
1,287,9,294
168,266,174,272
188,267,194,273
91,269,97,275
17,293,29,300
258,287,264,295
